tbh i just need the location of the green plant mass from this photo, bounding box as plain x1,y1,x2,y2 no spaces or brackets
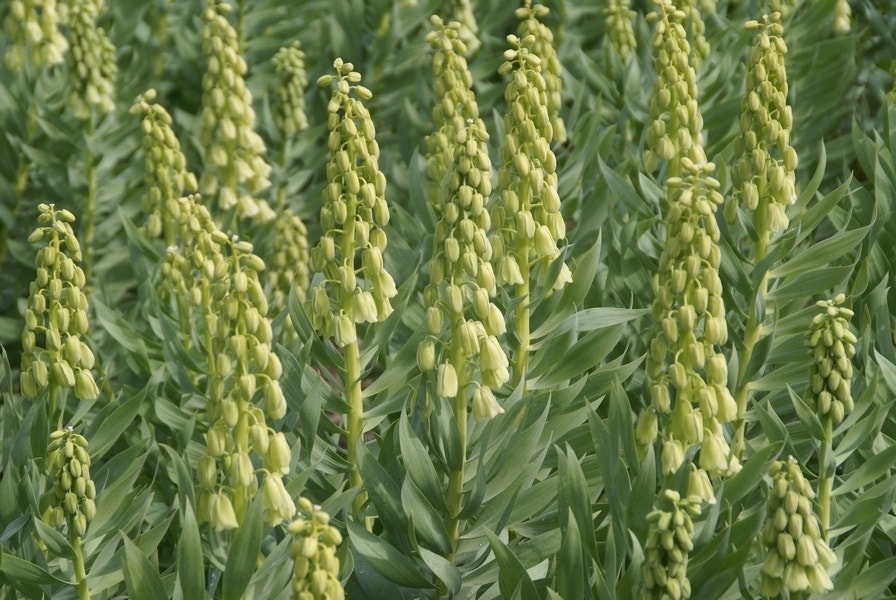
3,0,896,598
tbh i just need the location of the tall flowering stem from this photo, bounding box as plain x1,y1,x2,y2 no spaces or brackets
425,15,482,215
728,11,797,458
3,0,69,69
603,0,637,59
516,1,566,144
761,458,836,596
644,1,705,178
421,119,508,560
130,89,199,248
641,159,739,492
288,498,346,600
45,429,97,600
21,205,98,429
640,490,700,600
805,295,855,533
199,0,273,224
309,59,397,517
64,0,117,281
494,32,571,390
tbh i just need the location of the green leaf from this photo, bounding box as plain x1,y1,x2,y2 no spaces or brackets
32,517,75,559
768,224,870,279
401,477,451,556
346,518,432,589
356,441,410,547
483,528,540,600
418,547,460,596
556,508,586,600
834,445,896,496
221,496,264,600
399,413,446,512
85,383,147,460
722,443,782,507
828,557,896,599
174,502,205,600
787,385,825,442
530,324,625,387
122,533,167,600
0,550,71,598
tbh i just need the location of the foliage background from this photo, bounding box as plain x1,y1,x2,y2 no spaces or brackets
2,0,896,598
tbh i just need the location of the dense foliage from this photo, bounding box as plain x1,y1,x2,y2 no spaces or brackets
2,0,896,598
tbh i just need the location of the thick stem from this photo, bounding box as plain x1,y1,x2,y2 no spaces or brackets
818,417,833,536
445,319,468,563
732,199,770,459
70,532,91,600
345,338,365,517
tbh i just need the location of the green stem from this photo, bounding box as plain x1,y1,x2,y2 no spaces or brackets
818,417,833,536
732,198,770,459
512,180,532,393
445,319,468,563
70,532,91,600
345,338,365,518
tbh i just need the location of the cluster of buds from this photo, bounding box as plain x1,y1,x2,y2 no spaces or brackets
640,490,701,600
198,0,274,221
515,1,566,144
425,15,483,213
272,41,309,137
307,59,397,345
806,294,856,424
129,89,198,246
760,457,836,595
442,0,480,55
677,0,710,69
3,0,69,69
420,120,508,419
493,32,571,291
603,0,637,59
44,428,97,537
21,205,98,402
198,235,294,528
728,12,797,234
642,159,738,479
644,1,705,175
65,0,117,119
833,0,851,34
265,209,311,313
288,499,344,600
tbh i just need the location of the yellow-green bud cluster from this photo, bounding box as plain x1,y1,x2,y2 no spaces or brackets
272,41,309,136
494,33,571,291
288,498,345,600
266,209,310,314
645,159,738,478
603,0,637,59
129,89,198,243
442,0,480,55
760,457,836,596
425,15,483,213
639,490,701,600
307,59,397,346
3,0,69,69
44,429,97,537
805,294,855,425
644,1,705,174
198,0,273,221
832,0,851,34
21,205,97,402
515,1,566,144
64,0,116,119
422,120,508,419
730,12,796,234
677,0,710,69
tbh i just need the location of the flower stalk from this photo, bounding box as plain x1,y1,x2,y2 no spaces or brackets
309,59,397,517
